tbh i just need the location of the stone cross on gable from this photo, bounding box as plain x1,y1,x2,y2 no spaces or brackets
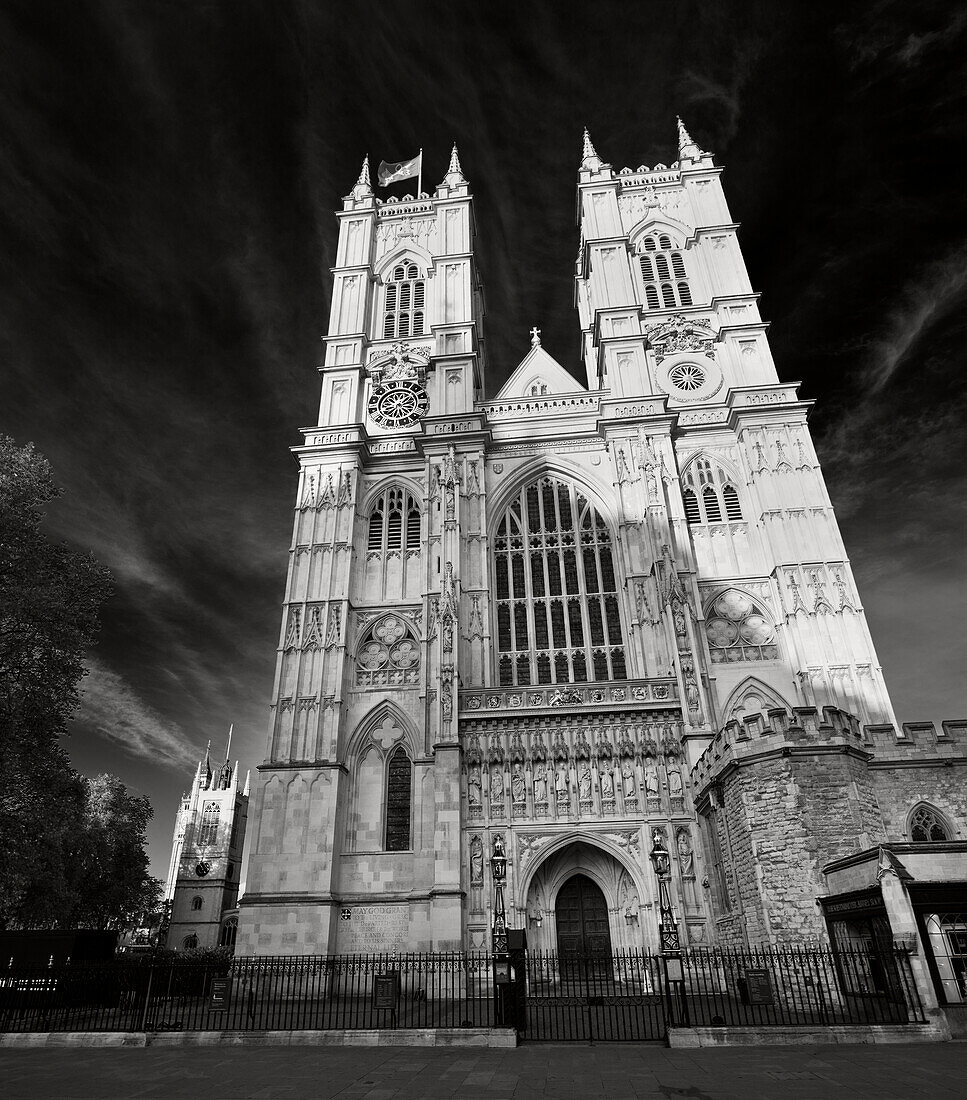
530,326,541,346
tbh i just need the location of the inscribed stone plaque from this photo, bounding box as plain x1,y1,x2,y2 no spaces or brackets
338,904,409,952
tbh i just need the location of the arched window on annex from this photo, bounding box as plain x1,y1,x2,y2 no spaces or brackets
722,677,789,726
349,709,416,853
358,483,423,601
190,896,203,912
492,473,626,687
381,260,427,340
635,229,692,311
682,455,752,575
355,612,421,688
219,917,238,949
704,590,780,665
526,377,549,397
909,803,953,843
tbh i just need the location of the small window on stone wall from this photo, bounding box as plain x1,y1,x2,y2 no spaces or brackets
191,896,203,911
910,805,950,842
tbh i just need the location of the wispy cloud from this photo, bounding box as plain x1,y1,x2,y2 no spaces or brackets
863,243,967,393
72,658,198,771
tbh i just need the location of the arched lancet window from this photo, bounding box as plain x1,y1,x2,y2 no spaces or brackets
198,801,220,845
638,233,692,310
382,262,425,339
705,590,779,663
529,379,549,396
682,458,743,525
191,896,203,911
493,476,626,686
355,614,421,686
219,918,238,949
182,934,198,950
367,487,421,552
385,744,412,851
910,805,951,843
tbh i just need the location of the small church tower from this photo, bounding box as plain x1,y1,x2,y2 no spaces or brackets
164,729,249,950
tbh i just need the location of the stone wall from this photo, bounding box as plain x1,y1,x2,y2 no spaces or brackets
692,708,967,948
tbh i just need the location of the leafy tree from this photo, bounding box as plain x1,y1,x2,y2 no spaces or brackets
0,437,158,930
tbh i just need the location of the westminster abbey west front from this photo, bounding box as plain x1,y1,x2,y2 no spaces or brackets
236,124,967,986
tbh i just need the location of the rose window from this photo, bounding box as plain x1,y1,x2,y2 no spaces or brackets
705,590,778,663
356,615,421,686
668,363,706,392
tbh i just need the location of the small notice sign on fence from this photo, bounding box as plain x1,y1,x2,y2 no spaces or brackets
209,977,231,1010
373,972,401,1010
741,968,773,1005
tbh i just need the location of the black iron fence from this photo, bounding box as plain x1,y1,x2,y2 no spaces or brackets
674,944,925,1029
0,952,494,1034
0,944,925,1038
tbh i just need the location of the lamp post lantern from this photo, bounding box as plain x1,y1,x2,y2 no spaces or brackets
490,834,508,955
649,827,680,953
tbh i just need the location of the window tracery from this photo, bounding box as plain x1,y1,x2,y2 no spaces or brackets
355,614,421,686
705,590,778,663
382,263,425,340
910,805,950,843
637,233,692,310
492,476,626,686
198,801,220,846
384,744,412,851
367,487,421,552
683,457,743,525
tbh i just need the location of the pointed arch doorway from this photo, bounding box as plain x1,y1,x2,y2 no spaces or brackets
556,874,612,966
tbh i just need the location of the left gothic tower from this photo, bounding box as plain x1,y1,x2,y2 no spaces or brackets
237,149,486,956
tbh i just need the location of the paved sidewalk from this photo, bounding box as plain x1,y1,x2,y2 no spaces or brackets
1,1042,964,1098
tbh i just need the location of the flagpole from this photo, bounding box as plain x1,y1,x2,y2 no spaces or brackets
418,147,423,197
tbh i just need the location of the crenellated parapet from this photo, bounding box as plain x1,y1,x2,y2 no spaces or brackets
691,705,867,798
863,719,967,759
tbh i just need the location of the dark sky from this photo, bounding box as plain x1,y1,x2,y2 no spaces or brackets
1,1,965,877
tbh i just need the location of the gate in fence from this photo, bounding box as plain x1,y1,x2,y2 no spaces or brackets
0,944,925,1040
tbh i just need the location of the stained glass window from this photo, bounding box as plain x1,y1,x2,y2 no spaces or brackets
493,476,626,685
385,745,412,851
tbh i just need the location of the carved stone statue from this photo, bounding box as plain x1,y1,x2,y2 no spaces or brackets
469,835,483,884
579,763,592,800
468,768,482,805
556,767,569,800
490,768,504,802
512,763,526,803
644,764,660,797
677,828,694,877
533,763,548,802
621,762,636,799
668,768,683,798
600,767,614,799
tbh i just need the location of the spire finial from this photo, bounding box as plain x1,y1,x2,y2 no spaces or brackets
581,127,606,171
351,154,373,198
676,116,709,163
441,142,467,187
225,723,233,762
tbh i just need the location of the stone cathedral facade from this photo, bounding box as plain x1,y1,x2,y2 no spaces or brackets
236,124,966,970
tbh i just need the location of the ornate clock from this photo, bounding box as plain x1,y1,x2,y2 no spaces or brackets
195,860,211,877
366,341,431,430
368,377,428,429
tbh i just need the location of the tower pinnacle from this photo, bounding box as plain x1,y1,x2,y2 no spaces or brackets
581,127,604,171
441,143,467,188
351,154,373,199
676,116,709,164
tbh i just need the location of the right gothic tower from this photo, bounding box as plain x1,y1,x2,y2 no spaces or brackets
575,121,897,734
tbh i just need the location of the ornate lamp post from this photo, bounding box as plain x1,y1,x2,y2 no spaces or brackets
490,835,511,1023
649,828,680,952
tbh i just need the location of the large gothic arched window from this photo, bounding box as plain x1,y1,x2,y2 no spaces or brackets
492,476,626,686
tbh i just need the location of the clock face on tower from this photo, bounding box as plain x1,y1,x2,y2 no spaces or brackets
195,861,211,877
368,378,429,430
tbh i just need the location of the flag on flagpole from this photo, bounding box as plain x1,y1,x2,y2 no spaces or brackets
377,152,422,187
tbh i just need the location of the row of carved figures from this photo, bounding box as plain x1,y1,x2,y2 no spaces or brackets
466,757,686,808
464,725,684,768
